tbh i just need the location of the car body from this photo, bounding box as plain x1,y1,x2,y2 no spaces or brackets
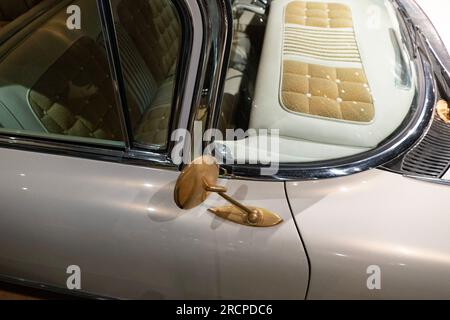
0,0,448,300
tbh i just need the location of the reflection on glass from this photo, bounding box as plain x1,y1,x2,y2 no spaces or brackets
112,0,182,149
218,0,417,163
0,0,181,150
0,0,125,147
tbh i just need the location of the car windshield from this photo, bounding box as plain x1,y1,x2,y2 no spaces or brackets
214,0,417,164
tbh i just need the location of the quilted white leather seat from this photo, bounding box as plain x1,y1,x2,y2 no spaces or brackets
249,0,416,156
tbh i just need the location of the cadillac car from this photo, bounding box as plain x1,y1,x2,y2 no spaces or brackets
0,0,448,300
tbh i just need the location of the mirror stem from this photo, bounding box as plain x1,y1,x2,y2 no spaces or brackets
217,192,254,216
203,179,262,224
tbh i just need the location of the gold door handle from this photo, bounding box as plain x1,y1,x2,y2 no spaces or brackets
203,179,283,227
174,156,283,228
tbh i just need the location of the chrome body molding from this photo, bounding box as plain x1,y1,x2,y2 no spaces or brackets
0,273,112,300
404,174,450,187
190,0,233,138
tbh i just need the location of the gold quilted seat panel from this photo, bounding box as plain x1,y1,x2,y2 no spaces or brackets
282,60,374,122
29,37,125,141
285,1,353,28
29,34,173,144
281,1,374,122
117,0,180,84
27,0,179,146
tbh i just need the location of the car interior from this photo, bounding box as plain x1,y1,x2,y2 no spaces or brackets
0,0,417,163
219,0,417,163
0,0,180,148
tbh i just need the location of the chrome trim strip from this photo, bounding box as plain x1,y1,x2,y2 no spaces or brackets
397,0,450,90
205,0,234,134
404,174,450,186
97,0,132,150
0,273,114,300
187,0,210,121
170,0,205,155
0,133,176,169
188,0,233,144
99,0,197,156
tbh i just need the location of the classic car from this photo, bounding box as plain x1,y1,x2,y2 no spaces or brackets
0,0,448,300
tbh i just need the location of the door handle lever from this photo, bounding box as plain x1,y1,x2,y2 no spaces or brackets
204,180,283,227
174,156,283,228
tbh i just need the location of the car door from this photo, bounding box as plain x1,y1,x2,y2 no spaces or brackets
284,0,450,299
0,0,309,299
211,0,448,300
0,148,309,299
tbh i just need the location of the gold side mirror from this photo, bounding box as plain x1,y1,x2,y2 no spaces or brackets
174,156,283,228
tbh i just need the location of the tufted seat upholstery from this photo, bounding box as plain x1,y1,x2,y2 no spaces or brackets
285,1,352,28
115,0,181,146
281,60,374,122
0,0,42,27
29,37,124,141
117,0,180,84
4,0,181,147
279,1,374,123
249,0,415,154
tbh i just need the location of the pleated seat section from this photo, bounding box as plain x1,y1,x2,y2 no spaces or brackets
281,1,374,123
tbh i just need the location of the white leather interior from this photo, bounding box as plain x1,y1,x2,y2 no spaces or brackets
0,0,180,146
219,133,370,163
0,0,99,133
238,0,417,162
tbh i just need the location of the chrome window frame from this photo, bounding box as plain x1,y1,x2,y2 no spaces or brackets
182,0,233,153
195,0,440,181
0,0,205,171
197,0,233,135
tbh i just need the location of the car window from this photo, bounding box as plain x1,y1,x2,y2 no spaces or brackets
111,0,182,150
0,0,126,147
216,0,417,164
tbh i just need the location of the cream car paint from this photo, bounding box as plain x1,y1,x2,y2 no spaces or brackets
0,0,311,299
284,0,450,300
0,0,448,300
287,170,450,299
0,148,309,299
